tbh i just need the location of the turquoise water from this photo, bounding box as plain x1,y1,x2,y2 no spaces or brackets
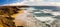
34,13,54,17
30,6,60,11
29,6,60,19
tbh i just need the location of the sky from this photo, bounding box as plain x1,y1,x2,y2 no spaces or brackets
0,0,23,5
0,0,60,6
44,0,60,2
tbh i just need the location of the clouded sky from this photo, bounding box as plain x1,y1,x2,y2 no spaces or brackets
0,0,23,5
0,0,60,6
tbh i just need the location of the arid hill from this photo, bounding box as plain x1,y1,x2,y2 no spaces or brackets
0,6,23,27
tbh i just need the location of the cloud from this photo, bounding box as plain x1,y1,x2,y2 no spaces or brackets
3,1,26,6
2,0,60,6
44,0,60,2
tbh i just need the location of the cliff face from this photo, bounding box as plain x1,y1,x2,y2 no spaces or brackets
0,16,15,27
0,6,21,27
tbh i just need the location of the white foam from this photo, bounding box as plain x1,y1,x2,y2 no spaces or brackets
35,17,55,24
40,9,60,16
51,12,60,16
34,12,42,13
40,9,52,13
